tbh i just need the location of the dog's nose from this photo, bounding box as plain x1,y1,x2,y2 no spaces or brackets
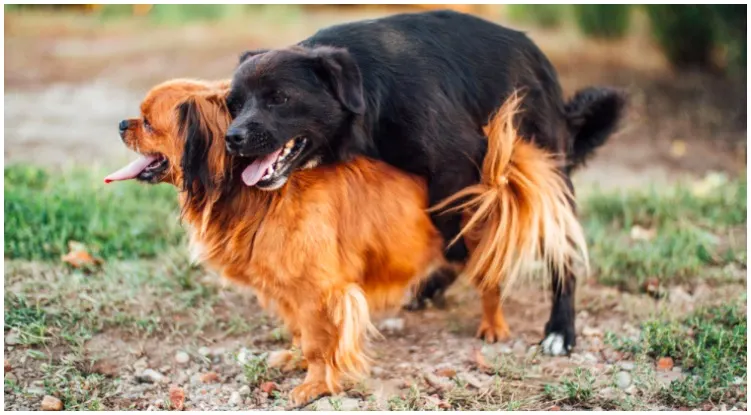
118,120,129,136
225,127,246,147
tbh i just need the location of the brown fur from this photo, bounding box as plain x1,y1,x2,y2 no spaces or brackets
433,93,589,341
118,79,444,405
117,79,584,404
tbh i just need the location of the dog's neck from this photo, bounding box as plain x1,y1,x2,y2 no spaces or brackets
178,181,276,267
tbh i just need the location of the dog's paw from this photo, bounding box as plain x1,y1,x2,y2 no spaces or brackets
267,350,307,372
476,319,510,343
290,381,331,407
540,332,572,356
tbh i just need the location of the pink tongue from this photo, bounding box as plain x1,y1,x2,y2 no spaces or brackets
241,149,282,186
104,155,159,183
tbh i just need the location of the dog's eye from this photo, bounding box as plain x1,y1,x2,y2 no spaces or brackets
268,91,288,107
143,118,153,133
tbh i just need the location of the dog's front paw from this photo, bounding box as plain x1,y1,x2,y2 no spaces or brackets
268,349,308,372
476,317,510,343
290,381,332,407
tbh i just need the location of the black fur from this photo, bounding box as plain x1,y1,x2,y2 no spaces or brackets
228,10,626,352
564,87,627,171
177,99,215,209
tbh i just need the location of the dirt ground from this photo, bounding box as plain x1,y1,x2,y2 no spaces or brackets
4,8,748,411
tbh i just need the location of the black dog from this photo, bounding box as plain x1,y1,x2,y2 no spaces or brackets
225,10,625,355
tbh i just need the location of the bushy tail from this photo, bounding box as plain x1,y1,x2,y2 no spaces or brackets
326,284,379,391
565,87,627,171
432,93,589,294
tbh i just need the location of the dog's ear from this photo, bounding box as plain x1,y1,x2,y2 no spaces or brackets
176,94,232,207
312,46,365,115
238,49,269,66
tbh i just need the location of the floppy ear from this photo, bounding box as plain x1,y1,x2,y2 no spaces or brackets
176,94,232,207
238,49,269,66
312,46,366,115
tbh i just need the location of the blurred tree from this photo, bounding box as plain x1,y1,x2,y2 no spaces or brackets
573,5,631,39
710,5,747,74
507,5,568,29
644,5,717,70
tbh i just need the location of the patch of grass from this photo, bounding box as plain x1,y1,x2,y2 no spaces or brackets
581,177,747,289
544,367,596,405
40,361,116,410
612,303,747,407
241,353,282,388
506,5,569,29
5,164,183,261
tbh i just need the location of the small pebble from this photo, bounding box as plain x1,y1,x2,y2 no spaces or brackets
338,397,360,411
5,333,20,346
198,347,211,356
41,395,63,411
615,371,632,390
371,366,384,376
27,386,46,396
260,381,277,394
136,369,166,384
378,318,405,333
618,361,635,371
229,391,242,406
200,371,220,384
238,385,251,397
175,351,190,365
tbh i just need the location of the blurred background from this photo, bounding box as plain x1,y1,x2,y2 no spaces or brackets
4,4,747,187
4,5,748,411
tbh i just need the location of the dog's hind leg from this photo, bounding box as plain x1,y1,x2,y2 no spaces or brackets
475,284,510,343
541,175,578,356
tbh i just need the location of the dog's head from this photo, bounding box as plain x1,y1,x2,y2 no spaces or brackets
226,46,365,190
105,79,234,208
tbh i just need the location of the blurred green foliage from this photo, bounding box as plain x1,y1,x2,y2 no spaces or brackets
573,5,631,39
506,5,568,29
645,5,746,73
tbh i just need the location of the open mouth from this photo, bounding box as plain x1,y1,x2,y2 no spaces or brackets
104,153,168,184
240,137,308,189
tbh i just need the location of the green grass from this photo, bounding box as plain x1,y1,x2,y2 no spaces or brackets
581,177,747,289
609,302,747,407
5,164,183,261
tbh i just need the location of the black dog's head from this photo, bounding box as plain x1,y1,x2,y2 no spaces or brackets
226,46,365,190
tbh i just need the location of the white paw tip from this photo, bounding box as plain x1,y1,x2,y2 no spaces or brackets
541,333,568,356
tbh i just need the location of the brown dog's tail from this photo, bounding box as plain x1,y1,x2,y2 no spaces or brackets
432,93,589,295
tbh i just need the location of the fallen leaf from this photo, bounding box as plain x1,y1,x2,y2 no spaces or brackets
200,371,220,383
41,395,63,411
549,405,561,411
4,359,11,373
260,381,277,394
91,359,118,377
473,348,491,372
435,368,456,378
657,357,674,371
169,385,186,411
61,241,101,268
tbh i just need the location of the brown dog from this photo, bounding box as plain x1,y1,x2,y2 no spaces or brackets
105,79,585,405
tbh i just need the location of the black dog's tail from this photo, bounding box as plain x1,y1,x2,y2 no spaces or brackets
564,87,627,171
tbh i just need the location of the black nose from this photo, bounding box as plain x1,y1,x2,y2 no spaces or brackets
225,127,245,147
118,120,129,135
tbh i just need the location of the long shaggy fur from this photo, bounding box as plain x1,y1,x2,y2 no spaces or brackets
115,79,444,406
433,92,589,296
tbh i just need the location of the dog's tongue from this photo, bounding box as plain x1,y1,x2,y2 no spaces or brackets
241,149,282,186
104,155,159,183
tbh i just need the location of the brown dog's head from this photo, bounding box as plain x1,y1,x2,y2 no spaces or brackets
225,46,366,190
105,79,234,207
